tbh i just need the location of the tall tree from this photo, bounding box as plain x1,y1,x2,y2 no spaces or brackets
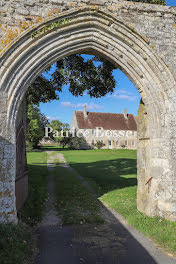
26,105,48,148
27,55,116,105
49,120,70,144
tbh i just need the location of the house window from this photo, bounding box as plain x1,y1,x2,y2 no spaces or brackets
108,140,112,146
132,140,135,146
132,131,135,136
116,140,119,146
107,130,111,136
92,140,95,145
92,129,95,136
125,141,128,146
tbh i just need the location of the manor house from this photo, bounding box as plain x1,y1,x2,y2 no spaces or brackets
70,106,137,149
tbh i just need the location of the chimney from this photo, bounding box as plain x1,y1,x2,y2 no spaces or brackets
123,108,128,120
83,104,87,118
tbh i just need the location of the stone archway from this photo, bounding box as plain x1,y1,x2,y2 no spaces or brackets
0,2,176,223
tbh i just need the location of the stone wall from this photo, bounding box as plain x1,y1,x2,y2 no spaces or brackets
15,99,28,211
0,93,17,223
0,0,176,222
137,100,153,215
0,0,176,77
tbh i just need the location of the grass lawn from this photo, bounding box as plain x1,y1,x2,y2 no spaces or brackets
62,149,137,195
0,224,31,264
60,149,176,255
19,150,48,226
0,150,48,264
52,157,104,225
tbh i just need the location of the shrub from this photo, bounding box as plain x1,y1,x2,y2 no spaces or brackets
69,135,86,150
95,140,105,149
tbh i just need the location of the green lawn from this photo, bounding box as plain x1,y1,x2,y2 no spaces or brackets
10,148,176,257
60,149,176,255
0,150,48,264
19,150,48,225
52,159,104,225
61,149,137,195
0,224,31,264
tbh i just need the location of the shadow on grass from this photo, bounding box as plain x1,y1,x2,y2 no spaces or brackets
29,158,137,195
26,146,93,152
18,163,48,226
68,158,137,195
25,162,159,264
22,150,176,262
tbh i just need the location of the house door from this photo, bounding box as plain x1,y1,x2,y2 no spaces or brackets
108,140,112,149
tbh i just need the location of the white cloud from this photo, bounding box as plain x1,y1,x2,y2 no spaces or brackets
46,116,60,121
108,89,140,101
61,102,75,108
61,102,103,111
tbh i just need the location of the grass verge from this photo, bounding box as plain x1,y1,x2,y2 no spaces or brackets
53,161,104,225
0,150,48,264
0,224,31,264
19,150,48,226
61,149,176,255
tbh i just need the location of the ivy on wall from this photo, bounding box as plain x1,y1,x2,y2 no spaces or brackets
31,18,71,39
126,0,166,5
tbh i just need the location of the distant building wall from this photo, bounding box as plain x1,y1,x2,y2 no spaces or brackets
76,128,137,150
71,110,137,150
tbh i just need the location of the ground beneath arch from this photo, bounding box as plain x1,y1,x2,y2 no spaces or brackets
34,152,175,264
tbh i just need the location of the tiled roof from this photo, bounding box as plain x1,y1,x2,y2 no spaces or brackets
75,111,137,131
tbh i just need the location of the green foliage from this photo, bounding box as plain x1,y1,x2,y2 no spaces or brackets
26,104,48,148
19,151,48,226
31,18,71,39
53,55,116,98
69,135,86,150
49,120,70,143
95,140,105,149
59,134,86,149
126,0,166,5
50,120,64,132
27,54,116,105
59,133,71,148
0,224,31,264
27,75,57,105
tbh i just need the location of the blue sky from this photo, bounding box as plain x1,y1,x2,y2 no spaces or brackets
167,0,176,5
40,59,141,124
39,0,176,125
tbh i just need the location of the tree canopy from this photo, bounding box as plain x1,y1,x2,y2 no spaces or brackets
27,55,116,105
26,104,48,148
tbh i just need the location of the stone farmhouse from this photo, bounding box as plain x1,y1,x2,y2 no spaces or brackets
70,106,137,149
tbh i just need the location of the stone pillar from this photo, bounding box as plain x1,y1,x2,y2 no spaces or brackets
137,99,176,221
137,99,153,216
15,99,28,211
0,92,17,223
